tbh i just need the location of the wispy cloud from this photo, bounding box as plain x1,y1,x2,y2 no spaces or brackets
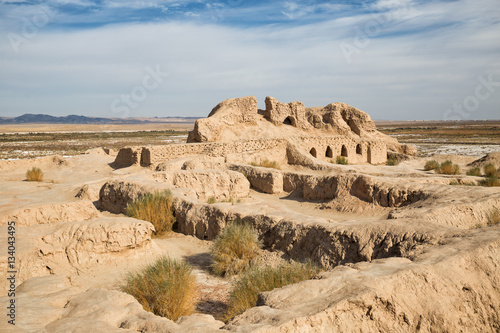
0,0,499,120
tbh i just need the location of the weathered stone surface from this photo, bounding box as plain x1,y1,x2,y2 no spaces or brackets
152,170,250,200
229,164,283,194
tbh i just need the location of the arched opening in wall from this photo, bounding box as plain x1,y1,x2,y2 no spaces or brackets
325,146,333,158
356,144,362,155
310,148,317,158
283,116,296,126
341,145,348,157
367,147,372,164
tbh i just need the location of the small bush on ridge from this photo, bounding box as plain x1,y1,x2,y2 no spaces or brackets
126,190,175,236
386,158,398,166
224,261,320,321
484,163,498,177
479,176,500,187
211,222,261,277
436,160,460,175
121,256,197,321
424,160,439,171
466,167,481,177
26,167,43,181
336,156,348,165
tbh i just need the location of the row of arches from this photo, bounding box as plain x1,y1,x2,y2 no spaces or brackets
309,143,372,163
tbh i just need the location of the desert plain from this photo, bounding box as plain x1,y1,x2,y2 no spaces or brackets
0,96,499,332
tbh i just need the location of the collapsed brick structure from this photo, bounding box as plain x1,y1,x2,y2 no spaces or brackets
114,96,416,168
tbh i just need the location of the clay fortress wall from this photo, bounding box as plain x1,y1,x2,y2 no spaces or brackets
113,96,412,168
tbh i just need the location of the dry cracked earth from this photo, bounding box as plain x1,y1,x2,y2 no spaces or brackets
0,148,499,332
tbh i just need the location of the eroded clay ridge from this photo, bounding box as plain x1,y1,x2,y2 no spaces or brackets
113,96,416,168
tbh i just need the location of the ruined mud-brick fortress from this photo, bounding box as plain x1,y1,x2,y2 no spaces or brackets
114,96,415,168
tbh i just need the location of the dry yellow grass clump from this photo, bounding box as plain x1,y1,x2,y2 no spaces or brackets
224,261,320,321
26,167,43,181
484,163,498,177
466,167,481,177
424,160,439,171
436,160,460,175
121,256,197,321
126,190,175,236
250,159,281,169
211,222,261,277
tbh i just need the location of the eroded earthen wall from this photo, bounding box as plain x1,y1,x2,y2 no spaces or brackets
115,136,388,167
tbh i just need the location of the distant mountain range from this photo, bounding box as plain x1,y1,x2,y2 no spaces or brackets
0,114,199,124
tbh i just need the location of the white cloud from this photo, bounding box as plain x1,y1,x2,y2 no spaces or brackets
0,0,499,120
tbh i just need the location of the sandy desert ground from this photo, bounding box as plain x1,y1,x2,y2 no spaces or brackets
0,98,499,332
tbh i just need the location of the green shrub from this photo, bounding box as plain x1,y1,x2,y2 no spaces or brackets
479,176,500,187
484,163,498,177
386,158,398,166
436,160,460,175
250,159,281,170
26,167,43,181
126,190,175,236
121,256,197,321
336,156,348,165
466,167,481,177
424,160,439,171
211,222,261,277
207,196,217,204
225,262,320,321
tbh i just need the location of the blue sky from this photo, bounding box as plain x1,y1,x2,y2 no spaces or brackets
0,0,499,120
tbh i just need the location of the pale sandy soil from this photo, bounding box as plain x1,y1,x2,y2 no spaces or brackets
1,146,499,328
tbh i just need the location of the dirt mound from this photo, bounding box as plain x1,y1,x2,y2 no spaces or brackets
468,151,500,168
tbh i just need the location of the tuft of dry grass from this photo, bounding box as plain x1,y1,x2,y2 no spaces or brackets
26,167,43,181
121,256,197,321
436,160,460,175
466,167,481,177
224,261,320,321
250,159,281,170
207,196,217,204
211,222,261,277
126,190,175,237
335,156,348,165
386,158,398,166
488,209,500,226
484,163,498,177
424,160,439,171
